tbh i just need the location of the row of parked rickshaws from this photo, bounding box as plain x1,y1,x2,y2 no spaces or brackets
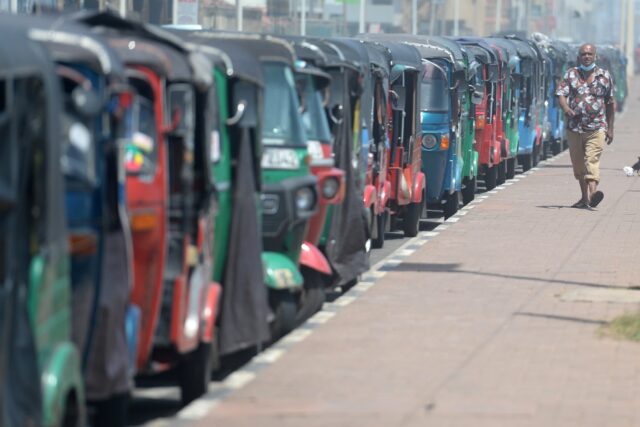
0,10,629,427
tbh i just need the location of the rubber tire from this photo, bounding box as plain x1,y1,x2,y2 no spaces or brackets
461,176,476,205
268,289,298,340
520,153,533,172
484,165,497,190
532,144,540,167
551,139,561,156
178,341,213,406
403,200,422,237
443,191,459,219
90,393,128,427
497,160,506,185
295,268,326,326
506,157,516,179
541,141,549,161
371,211,386,249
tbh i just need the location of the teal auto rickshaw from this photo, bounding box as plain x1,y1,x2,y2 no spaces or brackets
0,20,85,427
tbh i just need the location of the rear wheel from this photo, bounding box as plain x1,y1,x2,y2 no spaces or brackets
268,289,298,340
178,341,213,406
506,157,516,179
371,211,386,249
403,200,422,237
551,139,561,156
520,153,532,172
532,144,540,166
90,393,128,427
497,160,506,185
484,165,497,190
443,191,459,219
461,176,476,205
295,268,326,326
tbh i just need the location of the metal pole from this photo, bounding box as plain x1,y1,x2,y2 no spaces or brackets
453,0,459,36
236,0,242,31
619,0,626,49
429,0,436,35
120,0,126,16
495,0,502,33
342,0,347,35
359,0,365,33
302,0,307,35
411,0,417,34
626,0,634,86
173,0,178,24
10,0,16,12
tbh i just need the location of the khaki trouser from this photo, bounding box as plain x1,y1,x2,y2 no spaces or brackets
567,129,605,182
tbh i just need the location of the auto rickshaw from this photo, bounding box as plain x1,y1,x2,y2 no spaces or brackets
15,13,137,425
0,22,85,427
487,38,521,178
430,36,480,206
356,36,426,230
458,38,502,190
304,38,371,288
177,33,273,362
77,12,220,405
358,41,392,248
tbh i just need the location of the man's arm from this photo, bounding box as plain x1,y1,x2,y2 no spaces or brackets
558,94,576,117
605,101,615,144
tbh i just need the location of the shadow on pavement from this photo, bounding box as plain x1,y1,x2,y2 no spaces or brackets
391,262,631,290
514,311,606,325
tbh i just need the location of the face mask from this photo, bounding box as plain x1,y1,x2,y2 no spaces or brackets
579,62,596,72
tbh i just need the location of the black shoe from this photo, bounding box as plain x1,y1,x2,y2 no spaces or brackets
589,191,604,208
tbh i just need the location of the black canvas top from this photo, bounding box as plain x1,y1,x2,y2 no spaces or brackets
457,38,498,65
0,13,125,82
282,36,328,69
73,10,209,85
356,34,422,70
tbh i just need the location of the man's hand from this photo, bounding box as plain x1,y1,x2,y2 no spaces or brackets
564,107,577,118
606,129,614,145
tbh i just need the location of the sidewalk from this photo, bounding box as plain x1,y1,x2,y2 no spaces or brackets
191,84,640,427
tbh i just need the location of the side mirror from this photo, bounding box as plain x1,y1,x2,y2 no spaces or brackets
329,104,344,124
166,83,194,136
390,86,406,110
71,86,102,118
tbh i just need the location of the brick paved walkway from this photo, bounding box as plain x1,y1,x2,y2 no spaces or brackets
194,83,640,427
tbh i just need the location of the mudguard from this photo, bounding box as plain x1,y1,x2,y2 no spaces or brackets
262,251,303,290
380,181,391,211
363,184,377,209
125,304,141,378
202,282,222,343
299,242,332,276
42,343,85,427
411,172,426,203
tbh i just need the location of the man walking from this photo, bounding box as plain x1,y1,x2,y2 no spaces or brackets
557,43,615,210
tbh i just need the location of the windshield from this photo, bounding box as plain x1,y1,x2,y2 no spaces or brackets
262,62,306,146
124,95,157,176
299,74,332,142
420,65,450,112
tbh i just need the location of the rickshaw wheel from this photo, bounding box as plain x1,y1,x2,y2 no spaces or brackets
372,210,386,249
532,145,540,167
268,290,298,339
461,177,476,205
295,268,327,326
551,139,561,156
506,158,517,179
178,341,213,406
484,165,497,190
403,200,422,237
443,191,459,220
521,154,532,172
497,161,507,185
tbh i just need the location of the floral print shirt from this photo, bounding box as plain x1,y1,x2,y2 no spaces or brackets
556,66,613,133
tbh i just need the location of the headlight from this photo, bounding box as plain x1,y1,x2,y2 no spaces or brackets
307,140,324,161
421,134,438,150
260,194,279,215
321,177,340,199
295,187,315,211
261,148,300,170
